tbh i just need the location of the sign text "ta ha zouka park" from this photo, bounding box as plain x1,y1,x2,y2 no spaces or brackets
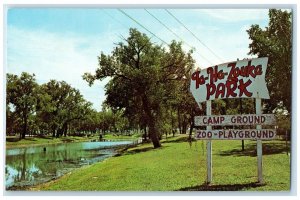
190,57,270,103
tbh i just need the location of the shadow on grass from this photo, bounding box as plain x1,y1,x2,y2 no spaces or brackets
123,145,169,156
162,136,191,144
178,182,265,191
6,137,38,142
61,138,75,143
121,136,189,156
220,142,290,157
6,135,56,142
6,137,21,142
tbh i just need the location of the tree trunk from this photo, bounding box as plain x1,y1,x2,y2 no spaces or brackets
177,108,182,134
189,119,194,137
68,124,71,136
148,118,161,148
182,119,188,134
189,110,195,137
21,116,27,139
143,126,147,141
52,127,56,138
56,129,61,138
63,123,68,137
142,95,161,148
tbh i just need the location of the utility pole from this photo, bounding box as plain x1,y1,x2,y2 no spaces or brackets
240,98,244,151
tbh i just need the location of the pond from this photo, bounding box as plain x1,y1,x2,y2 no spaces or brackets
5,140,136,190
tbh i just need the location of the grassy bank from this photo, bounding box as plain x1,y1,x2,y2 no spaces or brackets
6,136,94,149
6,133,139,149
103,133,141,140
33,135,290,191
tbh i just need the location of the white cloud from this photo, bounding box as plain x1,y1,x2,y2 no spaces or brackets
7,26,116,111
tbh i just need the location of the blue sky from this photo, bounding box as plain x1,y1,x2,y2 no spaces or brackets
6,8,273,111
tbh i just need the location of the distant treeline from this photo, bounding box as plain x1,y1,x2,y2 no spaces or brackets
6,72,133,139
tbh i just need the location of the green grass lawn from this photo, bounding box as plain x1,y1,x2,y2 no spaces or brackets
33,135,290,191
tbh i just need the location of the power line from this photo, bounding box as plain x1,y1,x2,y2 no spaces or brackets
144,9,213,65
105,9,214,66
165,9,224,63
101,10,132,42
144,9,190,47
118,9,169,46
102,9,129,30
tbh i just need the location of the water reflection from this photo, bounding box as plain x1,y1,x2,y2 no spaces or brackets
5,141,133,190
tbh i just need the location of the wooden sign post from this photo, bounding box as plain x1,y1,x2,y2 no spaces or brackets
190,57,275,185
256,98,263,184
206,100,212,184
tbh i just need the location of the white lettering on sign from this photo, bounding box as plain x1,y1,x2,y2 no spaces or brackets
194,114,276,126
190,57,269,104
195,129,276,140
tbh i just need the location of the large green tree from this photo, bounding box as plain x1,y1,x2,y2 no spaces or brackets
83,28,194,148
247,9,292,113
37,80,92,137
6,72,38,139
